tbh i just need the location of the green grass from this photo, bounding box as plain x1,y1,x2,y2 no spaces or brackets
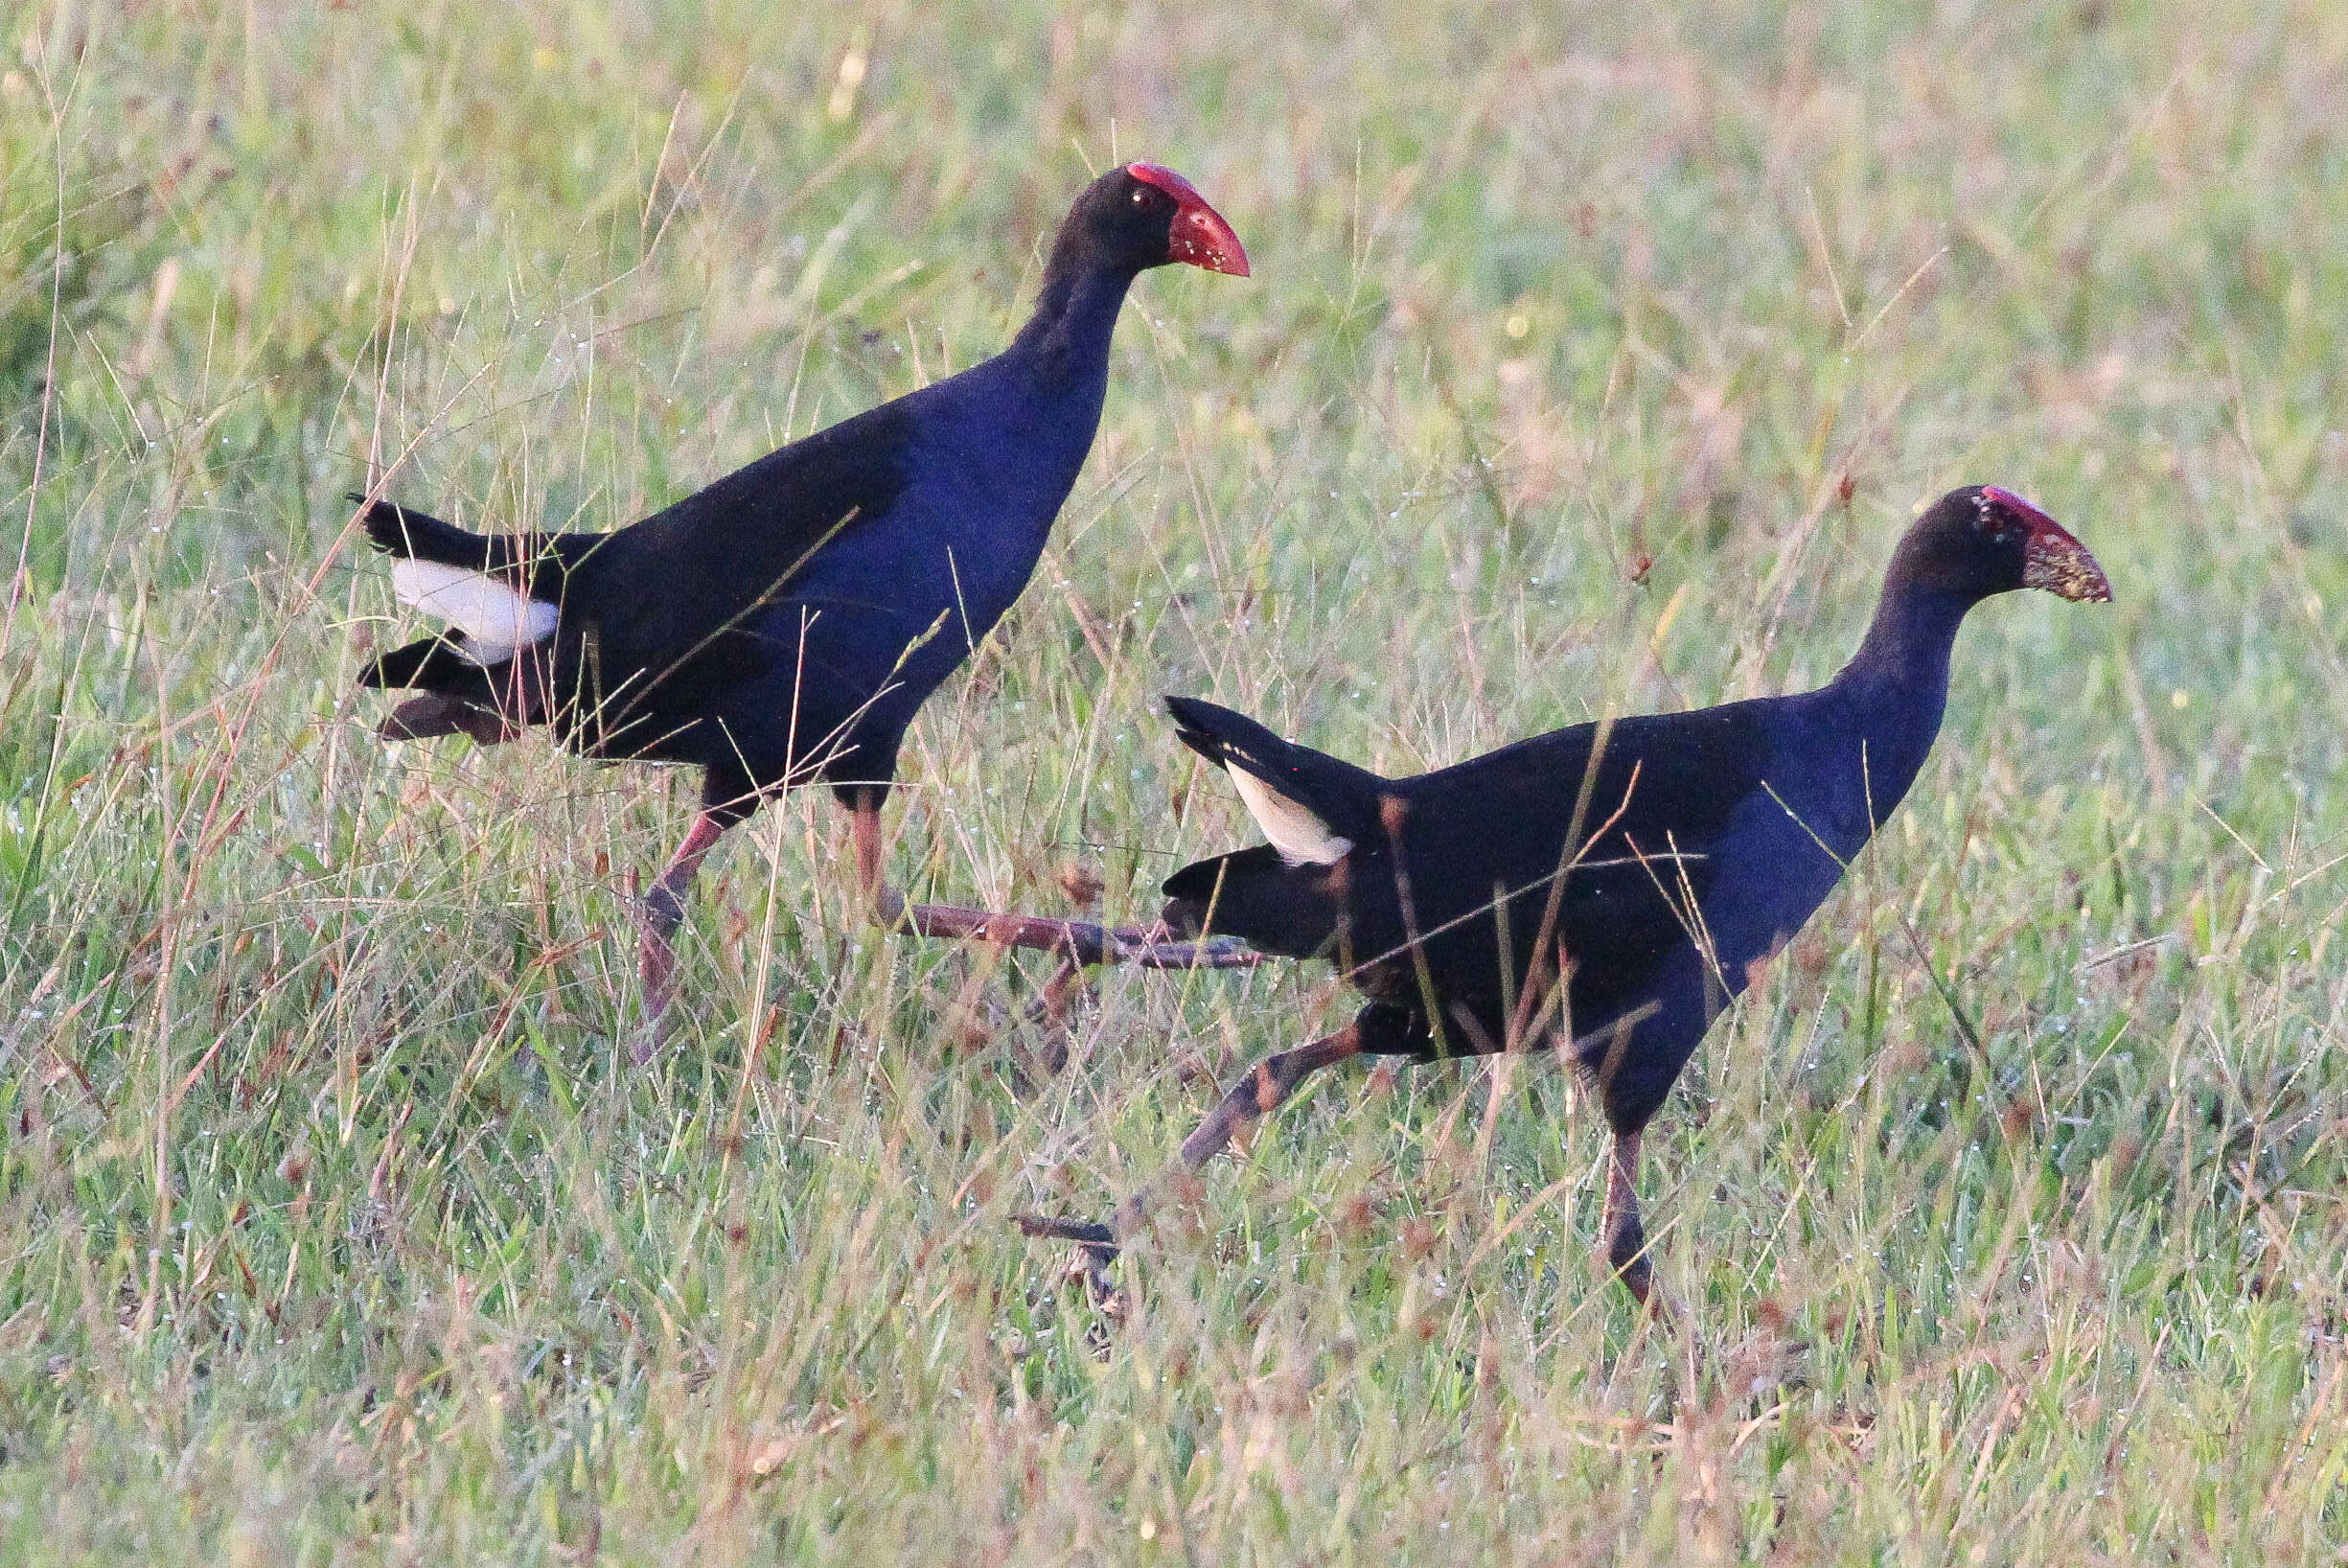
3,0,2346,1559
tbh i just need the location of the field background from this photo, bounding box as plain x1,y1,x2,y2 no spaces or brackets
4,0,2347,1560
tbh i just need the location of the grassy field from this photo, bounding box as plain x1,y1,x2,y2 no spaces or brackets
3,0,2346,1559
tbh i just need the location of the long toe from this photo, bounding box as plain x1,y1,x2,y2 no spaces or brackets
626,1012,673,1068
1076,1247,1126,1321
1013,1215,1128,1319
1014,1213,1118,1249
1604,1214,1655,1308
1615,1254,1654,1310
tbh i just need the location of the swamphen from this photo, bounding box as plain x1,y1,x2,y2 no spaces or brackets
1021,486,2111,1306
353,164,1250,1044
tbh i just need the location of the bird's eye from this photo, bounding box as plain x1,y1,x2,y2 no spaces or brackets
1131,188,1149,206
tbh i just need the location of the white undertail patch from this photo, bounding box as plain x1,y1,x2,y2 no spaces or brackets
390,559,558,665
1229,765,1352,866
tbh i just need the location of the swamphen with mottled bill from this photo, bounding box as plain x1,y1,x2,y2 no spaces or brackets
353,164,1249,1048
1021,486,2110,1307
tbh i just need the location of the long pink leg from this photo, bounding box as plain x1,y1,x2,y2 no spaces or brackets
633,810,731,1061
1601,1128,1654,1308
847,794,1259,972
849,792,904,922
1017,1024,1366,1308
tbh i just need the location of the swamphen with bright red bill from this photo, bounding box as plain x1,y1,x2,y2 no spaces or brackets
352,164,1250,1049
1021,486,2111,1308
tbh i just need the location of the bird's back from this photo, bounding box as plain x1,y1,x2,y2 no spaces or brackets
1375,704,1778,1033
1166,694,1884,1050
541,353,1111,780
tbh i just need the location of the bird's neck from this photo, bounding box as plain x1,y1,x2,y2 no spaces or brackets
1818,578,1974,814
1010,256,1139,384
1835,577,1973,697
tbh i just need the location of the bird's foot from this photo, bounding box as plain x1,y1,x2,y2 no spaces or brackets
1604,1229,1669,1319
991,958,1087,1096
1116,931,1261,970
626,961,677,1066
625,1014,672,1068
894,900,1261,972
1020,955,1091,1027
886,906,1256,1090
630,884,690,1065
1015,1214,1126,1319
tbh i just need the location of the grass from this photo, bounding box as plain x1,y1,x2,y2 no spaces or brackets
2,0,2346,1559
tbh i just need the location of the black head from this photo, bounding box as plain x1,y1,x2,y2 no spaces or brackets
1048,163,1250,279
1892,485,2113,605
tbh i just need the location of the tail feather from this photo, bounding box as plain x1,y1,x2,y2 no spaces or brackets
1165,694,1306,777
351,494,560,658
353,495,504,568
360,633,545,746
1164,694,1382,866
1161,844,1343,960
379,693,522,746
360,634,529,711
360,634,475,690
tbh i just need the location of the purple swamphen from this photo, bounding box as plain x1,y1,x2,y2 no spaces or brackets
352,164,1252,1047
1022,486,2111,1307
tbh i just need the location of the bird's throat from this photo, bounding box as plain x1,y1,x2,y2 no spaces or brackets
1014,265,1137,381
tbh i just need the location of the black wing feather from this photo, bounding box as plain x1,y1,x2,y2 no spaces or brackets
1370,705,1770,1026
533,402,916,750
